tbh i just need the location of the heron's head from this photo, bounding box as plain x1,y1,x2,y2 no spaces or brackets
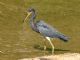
26,8,35,18
27,8,35,13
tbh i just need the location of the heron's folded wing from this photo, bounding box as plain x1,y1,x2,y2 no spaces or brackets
36,20,59,37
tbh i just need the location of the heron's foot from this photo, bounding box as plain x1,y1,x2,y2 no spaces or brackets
52,50,54,54
52,48,54,55
43,46,46,55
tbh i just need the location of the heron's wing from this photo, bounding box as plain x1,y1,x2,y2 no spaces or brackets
36,20,60,38
36,20,69,41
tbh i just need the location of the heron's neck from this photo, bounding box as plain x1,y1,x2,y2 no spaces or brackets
29,11,39,32
29,11,36,29
30,11,36,23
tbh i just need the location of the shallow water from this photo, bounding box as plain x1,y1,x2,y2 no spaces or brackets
0,0,80,60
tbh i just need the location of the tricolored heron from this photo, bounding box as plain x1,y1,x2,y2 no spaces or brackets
24,8,69,54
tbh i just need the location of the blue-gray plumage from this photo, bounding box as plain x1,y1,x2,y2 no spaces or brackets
25,8,69,54
36,20,68,42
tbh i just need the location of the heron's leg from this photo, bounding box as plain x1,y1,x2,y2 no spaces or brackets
46,37,54,54
43,38,46,55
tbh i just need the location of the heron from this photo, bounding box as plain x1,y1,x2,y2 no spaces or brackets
24,8,69,54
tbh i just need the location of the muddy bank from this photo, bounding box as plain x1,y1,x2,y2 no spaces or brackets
19,53,80,60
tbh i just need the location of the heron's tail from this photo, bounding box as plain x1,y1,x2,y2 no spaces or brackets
58,34,69,42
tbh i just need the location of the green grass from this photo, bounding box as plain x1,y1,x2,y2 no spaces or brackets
0,0,80,60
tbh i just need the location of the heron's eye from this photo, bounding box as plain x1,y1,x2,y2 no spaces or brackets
27,8,35,12
29,9,31,11
27,9,31,12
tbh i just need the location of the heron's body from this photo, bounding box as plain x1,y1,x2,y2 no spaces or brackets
25,8,69,54
36,20,68,40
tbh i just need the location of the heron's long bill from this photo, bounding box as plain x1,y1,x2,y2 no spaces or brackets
24,12,32,22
